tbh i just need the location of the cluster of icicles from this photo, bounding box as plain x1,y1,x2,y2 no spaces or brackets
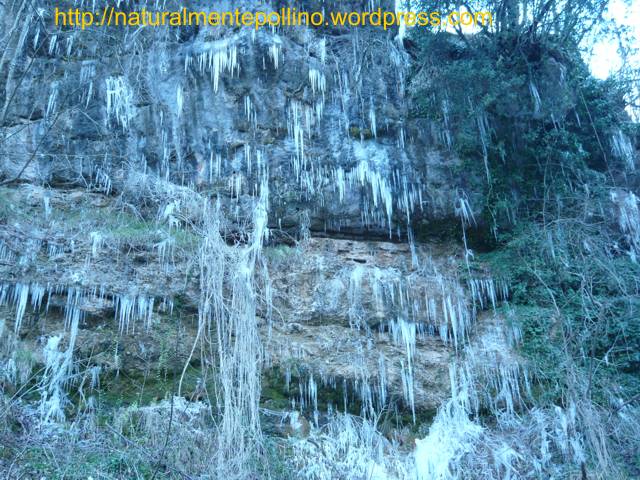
279,262,589,480
95,27,422,238
267,266,511,423
0,281,167,335
0,281,171,423
6,14,599,478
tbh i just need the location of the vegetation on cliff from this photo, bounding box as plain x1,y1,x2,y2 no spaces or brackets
410,0,640,475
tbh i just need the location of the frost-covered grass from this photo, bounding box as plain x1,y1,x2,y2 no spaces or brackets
0,401,302,479
4,442,157,479
263,244,299,262
56,206,161,246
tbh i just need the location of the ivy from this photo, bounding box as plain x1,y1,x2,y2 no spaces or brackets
410,25,640,419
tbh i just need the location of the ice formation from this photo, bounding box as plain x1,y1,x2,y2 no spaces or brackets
529,81,542,113
186,39,239,93
0,281,159,338
105,76,134,131
611,128,636,170
179,188,270,473
293,413,410,480
611,190,640,259
46,81,58,118
89,231,103,258
0,241,14,264
154,237,175,270
39,335,71,422
309,68,326,98
268,40,281,69
114,294,155,332
176,84,184,117
414,365,484,480
0,12,623,480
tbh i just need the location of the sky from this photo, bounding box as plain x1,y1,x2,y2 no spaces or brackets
589,0,640,79
431,0,639,80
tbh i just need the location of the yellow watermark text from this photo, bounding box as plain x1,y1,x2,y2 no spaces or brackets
53,7,493,30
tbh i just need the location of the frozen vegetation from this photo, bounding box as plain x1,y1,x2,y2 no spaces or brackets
0,0,639,479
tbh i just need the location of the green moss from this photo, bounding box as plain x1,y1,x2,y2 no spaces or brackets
49,200,199,254
14,345,35,365
261,365,357,413
171,228,199,249
108,217,155,242
394,407,439,434
94,364,203,413
261,366,434,430
348,126,374,139
264,244,297,262
260,367,294,410
0,188,17,222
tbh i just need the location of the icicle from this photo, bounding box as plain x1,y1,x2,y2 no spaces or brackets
348,265,366,330
377,354,387,407
43,194,51,219
176,84,184,117
12,283,29,333
395,0,407,43
529,81,542,114
309,68,326,98
345,161,394,234
287,100,313,178
189,40,239,93
611,128,636,170
268,41,281,69
611,190,640,260
65,32,75,57
89,231,103,258
95,167,112,195
90,365,101,389
441,97,453,149
48,34,58,55
369,101,377,139
317,38,327,64
39,300,79,423
474,109,491,182
154,237,175,269
114,294,155,332
105,76,134,131
0,241,15,264
46,81,59,118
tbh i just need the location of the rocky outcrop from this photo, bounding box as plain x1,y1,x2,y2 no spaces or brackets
0,0,499,426
1,0,480,238
0,184,469,414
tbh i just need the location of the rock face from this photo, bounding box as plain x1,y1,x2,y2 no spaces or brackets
0,0,496,426
0,185,459,412
0,182,506,419
1,0,479,238
264,237,464,412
